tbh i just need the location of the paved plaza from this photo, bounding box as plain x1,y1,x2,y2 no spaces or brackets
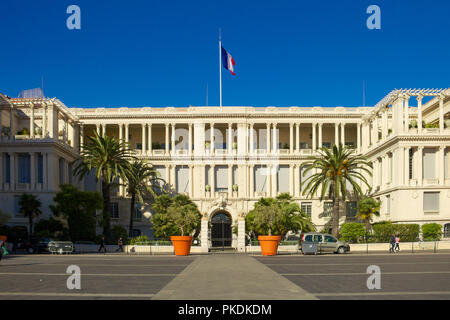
0,252,449,300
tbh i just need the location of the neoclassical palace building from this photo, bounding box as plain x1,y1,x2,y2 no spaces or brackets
1,88,450,250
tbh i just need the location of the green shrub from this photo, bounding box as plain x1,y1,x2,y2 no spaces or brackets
372,221,420,242
111,225,128,244
421,223,442,241
339,223,366,243
129,235,150,245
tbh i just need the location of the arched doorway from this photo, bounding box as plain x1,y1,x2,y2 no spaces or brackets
210,211,232,249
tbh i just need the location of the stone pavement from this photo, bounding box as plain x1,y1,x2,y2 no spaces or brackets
152,254,317,300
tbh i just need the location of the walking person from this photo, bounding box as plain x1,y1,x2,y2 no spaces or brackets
0,239,7,263
98,236,107,253
115,237,124,253
389,234,396,253
394,235,401,252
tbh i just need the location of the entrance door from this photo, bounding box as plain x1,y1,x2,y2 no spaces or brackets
211,212,232,249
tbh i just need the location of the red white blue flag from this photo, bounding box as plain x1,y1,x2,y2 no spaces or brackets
221,46,236,75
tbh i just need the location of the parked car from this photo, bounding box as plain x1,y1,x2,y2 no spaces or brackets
300,232,350,254
21,237,52,254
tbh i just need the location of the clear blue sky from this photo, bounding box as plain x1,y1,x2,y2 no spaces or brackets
1,0,449,108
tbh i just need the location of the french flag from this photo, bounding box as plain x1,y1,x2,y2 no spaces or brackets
221,46,236,75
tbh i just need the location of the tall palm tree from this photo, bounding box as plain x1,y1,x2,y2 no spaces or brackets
18,193,42,238
301,144,372,238
357,196,381,232
73,131,135,239
125,160,166,237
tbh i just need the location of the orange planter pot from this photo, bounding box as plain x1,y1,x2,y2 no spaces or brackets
170,236,193,256
258,235,281,256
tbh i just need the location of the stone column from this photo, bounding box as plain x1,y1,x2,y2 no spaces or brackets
357,123,361,153
289,123,294,154
341,122,345,146
210,164,215,197
42,104,47,138
382,110,388,140
210,123,215,154
295,123,300,153
335,123,339,147
125,123,129,145
272,123,277,154
30,152,35,190
142,124,146,155
266,123,271,153
30,104,35,138
404,95,409,133
439,146,445,185
102,123,106,137
249,165,254,198
228,123,233,155
96,124,100,136
249,123,254,155
200,217,209,253
417,95,423,134
237,217,246,252
439,95,444,133
165,124,169,154
417,147,423,186
10,106,14,140
148,123,152,155
188,123,192,155
171,123,176,155
312,123,316,151
318,123,323,149
228,165,233,197
119,123,123,143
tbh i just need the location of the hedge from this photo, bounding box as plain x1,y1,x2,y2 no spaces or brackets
371,222,420,242
421,223,442,241
339,223,366,243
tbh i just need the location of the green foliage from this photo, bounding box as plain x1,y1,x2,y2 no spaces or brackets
339,223,366,243
151,142,163,149
421,223,442,241
17,127,30,135
424,122,439,128
111,225,128,244
51,184,103,241
34,216,68,240
246,193,315,238
371,221,420,242
357,196,381,231
152,194,202,237
19,193,42,236
129,235,150,245
409,120,418,129
73,131,136,238
301,143,372,237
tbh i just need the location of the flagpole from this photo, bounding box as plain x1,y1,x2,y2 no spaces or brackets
219,28,222,108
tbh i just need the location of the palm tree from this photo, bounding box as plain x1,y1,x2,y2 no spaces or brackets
301,144,372,238
124,160,166,237
18,193,42,238
357,196,381,232
73,131,135,239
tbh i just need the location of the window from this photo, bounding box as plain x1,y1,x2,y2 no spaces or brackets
300,142,308,149
14,195,22,217
132,229,141,237
423,148,436,180
346,201,357,218
423,192,439,212
304,235,312,242
5,154,10,183
136,143,142,150
134,203,143,220
300,165,312,192
254,165,268,193
214,165,228,193
386,195,391,215
301,202,312,217
324,235,337,243
37,154,43,184
323,202,333,217
409,148,414,180
388,153,393,183
312,235,323,242
18,154,31,183
444,224,450,238
110,202,119,219
277,165,290,193
322,142,331,148
176,166,189,193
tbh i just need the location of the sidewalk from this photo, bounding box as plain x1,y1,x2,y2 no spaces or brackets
152,254,317,300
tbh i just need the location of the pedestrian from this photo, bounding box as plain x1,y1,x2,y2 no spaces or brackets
115,237,124,253
395,235,400,252
389,234,396,253
0,239,3,263
98,236,107,253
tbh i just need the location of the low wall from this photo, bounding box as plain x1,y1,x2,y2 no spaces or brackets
73,244,204,254
350,240,450,252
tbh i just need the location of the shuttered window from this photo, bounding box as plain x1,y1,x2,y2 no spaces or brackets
423,148,436,179
254,165,268,192
215,166,228,192
423,192,439,212
277,165,290,193
176,166,189,193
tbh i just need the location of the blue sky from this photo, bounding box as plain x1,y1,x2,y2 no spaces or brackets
0,0,449,108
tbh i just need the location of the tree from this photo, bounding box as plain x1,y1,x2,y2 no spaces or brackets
124,160,166,237
301,144,372,238
51,184,103,241
73,131,135,239
18,193,42,238
246,193,315,238
357,196,381,232
152,194,202,237
34,216,68,239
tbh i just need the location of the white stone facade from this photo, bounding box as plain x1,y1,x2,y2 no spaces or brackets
1,88,450,247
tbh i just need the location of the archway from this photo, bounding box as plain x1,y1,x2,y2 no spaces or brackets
210,211,232,249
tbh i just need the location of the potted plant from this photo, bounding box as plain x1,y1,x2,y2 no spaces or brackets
205,184,211,192
248,194,315,256
232,184,238,192
232,142,237,150
151,194,202,256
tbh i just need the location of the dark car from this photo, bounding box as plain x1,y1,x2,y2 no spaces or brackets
22,237,52,254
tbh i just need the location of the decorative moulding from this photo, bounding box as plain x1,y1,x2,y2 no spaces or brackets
140,107,151,112
119,107,129,113
95,108,106,113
